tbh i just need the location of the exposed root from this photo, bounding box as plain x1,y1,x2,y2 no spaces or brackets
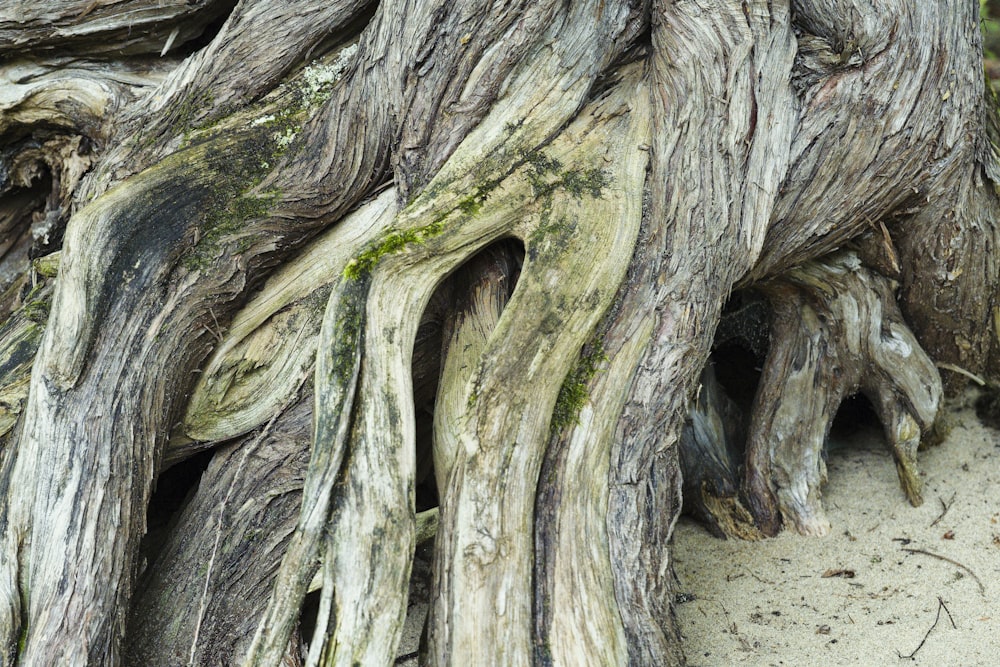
176,189,397,455
433,242,523,495
743,251,941,536
1,0,997,664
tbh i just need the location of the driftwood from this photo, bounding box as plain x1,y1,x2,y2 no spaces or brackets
1,1,999,665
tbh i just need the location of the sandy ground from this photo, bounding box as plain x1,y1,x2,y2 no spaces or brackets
674,389,1000,666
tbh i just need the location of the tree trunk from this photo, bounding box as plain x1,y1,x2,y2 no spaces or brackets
0,0,997,664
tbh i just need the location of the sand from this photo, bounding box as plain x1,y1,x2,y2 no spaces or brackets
674,389,1000,666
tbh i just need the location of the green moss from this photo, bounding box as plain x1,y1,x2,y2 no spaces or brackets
17,620,27,655
316,276,369,417
175,90,215,134
21,299,50,324
534,640,554,667
458,195,482,216
182,188,281,271
529,213,576,249
178,58,358,272
351,136,607,279
31,253,60,278
17,280,53,325
559,166,610,199
343,220,445,280
524,149,562,178
526,158,608,200
145,89,218,151
179,103,303,272
550,342,608,433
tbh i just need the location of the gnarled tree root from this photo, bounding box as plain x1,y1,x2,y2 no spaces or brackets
682,252,942,539
746,252,941,536
3,0,1000,664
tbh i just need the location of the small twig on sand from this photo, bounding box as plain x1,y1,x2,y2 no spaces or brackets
900,547,985,596
897,596,956,660
929,493,957,527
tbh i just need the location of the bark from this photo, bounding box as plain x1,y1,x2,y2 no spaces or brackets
0,0,998,665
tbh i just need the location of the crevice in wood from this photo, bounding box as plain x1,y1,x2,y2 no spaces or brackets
140,447,216,568
429,237,524,498
169,0,241,59
126,395,313,665
0,181,49,304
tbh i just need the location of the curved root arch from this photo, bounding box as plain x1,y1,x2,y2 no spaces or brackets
247,63,650,666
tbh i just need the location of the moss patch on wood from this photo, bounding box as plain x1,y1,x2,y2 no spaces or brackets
550,341,608,433
172,47,363,271
324,276,370,386
345,132,609,280
179,118,293,271
343,220,446,280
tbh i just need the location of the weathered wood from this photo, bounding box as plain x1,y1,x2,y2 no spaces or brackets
1,30,376,667
0,0,232,57
677,363,761,541
746,2,1000,390
746,252,941,536
433,242,521,497
78,1,374,202
126,395,312,665
596,2,795,662
0,55,166,307
175,189,396,460
1,0,999,664
418,67,648,666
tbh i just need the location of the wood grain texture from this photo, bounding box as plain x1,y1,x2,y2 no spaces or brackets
126,395,312,665
0,0,232,57
601,2,795,662
0,0,998,664
746,252,942,536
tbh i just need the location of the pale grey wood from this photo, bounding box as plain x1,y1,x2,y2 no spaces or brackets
432,244,520,498
600,2,796,662
0,0,230,57
746,252,942,536
126,397,312,666
0,0,998,664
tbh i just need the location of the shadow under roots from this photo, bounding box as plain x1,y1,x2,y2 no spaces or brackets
141,447,217,567
679,290,768,538
171,0,240,57
828,393,883,450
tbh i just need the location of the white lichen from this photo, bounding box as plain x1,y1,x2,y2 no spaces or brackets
300,42,358,107
274,126,297,148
